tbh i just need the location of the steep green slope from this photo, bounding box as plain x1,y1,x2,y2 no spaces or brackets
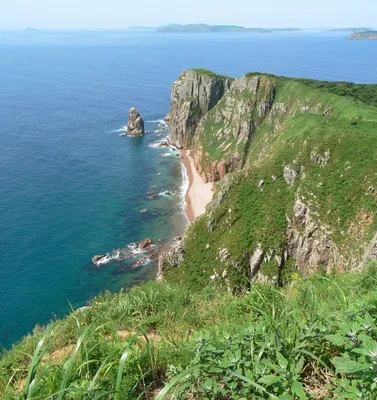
163,71,377,289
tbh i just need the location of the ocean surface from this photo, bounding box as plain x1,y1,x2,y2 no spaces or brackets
0,30,376,349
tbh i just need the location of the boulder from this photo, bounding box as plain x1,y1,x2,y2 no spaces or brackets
140,238,153,249
92,254,106,264
127,107,145,136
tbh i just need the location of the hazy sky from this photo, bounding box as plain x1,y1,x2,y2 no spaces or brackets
0,0,376,29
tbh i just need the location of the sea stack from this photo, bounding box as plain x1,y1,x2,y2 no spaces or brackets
127,107,145,136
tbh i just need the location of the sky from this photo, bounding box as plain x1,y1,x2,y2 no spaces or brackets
0,0,376,30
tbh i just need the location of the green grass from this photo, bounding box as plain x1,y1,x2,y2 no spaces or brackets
191,68,234,81
1,270,377,398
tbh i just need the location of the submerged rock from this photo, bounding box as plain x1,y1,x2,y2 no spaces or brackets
127,107,145,136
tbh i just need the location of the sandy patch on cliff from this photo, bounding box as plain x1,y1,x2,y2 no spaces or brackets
181,150,214,222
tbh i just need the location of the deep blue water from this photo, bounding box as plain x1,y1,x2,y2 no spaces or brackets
0,30,376,349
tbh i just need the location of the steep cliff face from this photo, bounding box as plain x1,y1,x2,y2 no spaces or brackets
168,69,233,148
191,75,276,182
159,70,377,288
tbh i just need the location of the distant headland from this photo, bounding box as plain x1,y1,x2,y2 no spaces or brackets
157,24,300,33
347,31,377,40
126,24,301,33
329,27,371,32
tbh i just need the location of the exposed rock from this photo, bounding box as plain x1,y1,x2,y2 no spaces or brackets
92,254,106,264
127,107,145,136
169,70,232,148
286,199,338,275
163,112,171,122
140,238,153,249
284,165,303,185
249,245,265,277
219,248,231,262
258,180,264,189
157,237,185,281
190,75,276,182
310,148,330,166
359,233,377,270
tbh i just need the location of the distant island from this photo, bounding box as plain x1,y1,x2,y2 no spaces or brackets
329,27,371,32
126,26,157,31
25,27,37,32
347,31,377,40
157,24,300,33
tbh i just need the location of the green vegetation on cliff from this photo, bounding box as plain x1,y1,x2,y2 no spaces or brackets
1,270,377,399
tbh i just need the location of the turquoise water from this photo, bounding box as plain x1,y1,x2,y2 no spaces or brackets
0,30,376,349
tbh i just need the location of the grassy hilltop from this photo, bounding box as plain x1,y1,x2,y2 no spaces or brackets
1,72,377,399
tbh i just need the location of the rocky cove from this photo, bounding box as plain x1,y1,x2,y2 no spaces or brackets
90,68,377,291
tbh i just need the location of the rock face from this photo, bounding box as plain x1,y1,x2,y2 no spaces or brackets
157,237,184,281
127,107,145,136
168,70,232,149
169,71,276,182
286,199,339,275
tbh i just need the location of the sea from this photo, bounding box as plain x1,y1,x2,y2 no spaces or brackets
0,29,376,349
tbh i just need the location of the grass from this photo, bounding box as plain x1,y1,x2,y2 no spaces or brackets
1,269,377,398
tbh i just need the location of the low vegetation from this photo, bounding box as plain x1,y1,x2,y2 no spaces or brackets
1,268,377,399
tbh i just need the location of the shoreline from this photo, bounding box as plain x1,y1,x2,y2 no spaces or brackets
181,150,214,222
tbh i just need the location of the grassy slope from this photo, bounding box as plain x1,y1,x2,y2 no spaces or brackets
167,75,377,289
1,270,377,399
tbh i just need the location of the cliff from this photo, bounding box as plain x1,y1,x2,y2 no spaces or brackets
168,69,233,148
161,69,377,288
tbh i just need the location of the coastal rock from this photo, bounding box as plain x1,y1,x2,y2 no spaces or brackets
286,199,339,275
163,112,171,122
127,107,145,136
169,69,232,149
157,237,184,281
131,256,150,269
359,233,377,270
92,254,106,264
310,148,330,166
190,75,276,182
284,165,304,185
249,245,265,277
140,238,153,249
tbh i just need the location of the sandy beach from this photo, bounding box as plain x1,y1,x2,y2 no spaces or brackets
181,150,214,222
